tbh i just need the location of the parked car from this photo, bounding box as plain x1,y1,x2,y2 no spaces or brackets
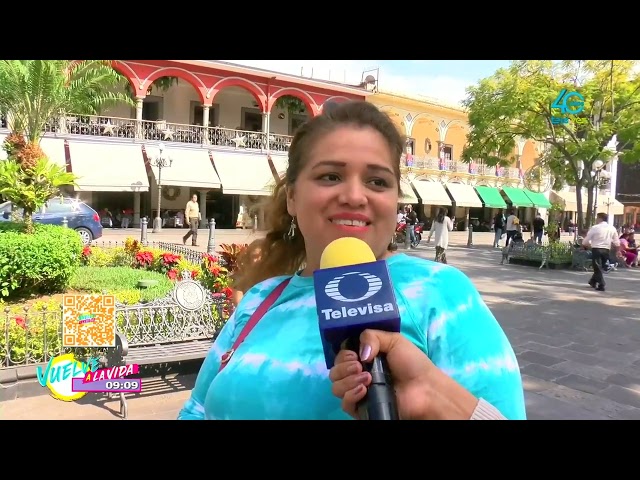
0,197,103,245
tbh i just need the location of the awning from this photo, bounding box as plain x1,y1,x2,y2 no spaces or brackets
0,134,7,160
269,154,288,180
524,189,552,209
597,195,624,215
211,152,275,196
39,137,67,168
502,186,535,207
550,190,579,211
146,145,221,190
410,180,452,206
474,186,507,209
399,180,418,204
68,141,149,192
445,182,483,208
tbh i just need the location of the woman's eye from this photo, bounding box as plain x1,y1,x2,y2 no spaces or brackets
369,178,388,187
319,174,340,182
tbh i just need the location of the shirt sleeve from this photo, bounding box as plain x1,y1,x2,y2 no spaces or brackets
425,267,527,420
177,311,238,420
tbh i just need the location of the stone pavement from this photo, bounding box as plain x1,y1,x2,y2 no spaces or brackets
2,242,638,420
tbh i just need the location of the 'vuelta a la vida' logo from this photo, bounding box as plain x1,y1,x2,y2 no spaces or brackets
36,353,100,402
322,271,394,320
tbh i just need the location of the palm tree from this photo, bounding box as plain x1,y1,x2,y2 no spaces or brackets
0,60,134,233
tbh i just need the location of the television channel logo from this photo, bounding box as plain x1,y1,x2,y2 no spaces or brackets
551,89,587,125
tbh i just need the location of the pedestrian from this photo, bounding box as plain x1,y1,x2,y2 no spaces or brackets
582,212,620,292
427,207,454,263
183,194,201,246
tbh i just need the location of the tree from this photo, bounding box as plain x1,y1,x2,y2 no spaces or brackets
461,60,640,231
0,60,133,232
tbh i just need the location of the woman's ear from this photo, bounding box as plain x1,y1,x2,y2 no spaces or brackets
286,185,296,217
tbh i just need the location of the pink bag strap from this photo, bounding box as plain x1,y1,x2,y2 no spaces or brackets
218,278,291,373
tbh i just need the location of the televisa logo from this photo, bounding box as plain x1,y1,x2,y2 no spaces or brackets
320,271,394,320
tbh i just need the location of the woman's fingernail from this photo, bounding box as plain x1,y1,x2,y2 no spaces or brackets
356,373,369,384
360,344,372,361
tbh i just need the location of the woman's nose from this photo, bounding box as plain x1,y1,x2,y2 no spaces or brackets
337,179,368,207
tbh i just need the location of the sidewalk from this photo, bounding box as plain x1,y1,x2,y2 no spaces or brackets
0,373,196,420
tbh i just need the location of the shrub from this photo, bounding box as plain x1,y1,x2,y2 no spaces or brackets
0,222,83,298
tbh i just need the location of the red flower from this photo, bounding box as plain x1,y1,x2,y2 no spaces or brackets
222,287,233,298
191,270,199,279
82,246,91,257
14,316,26,329
167,269,178,280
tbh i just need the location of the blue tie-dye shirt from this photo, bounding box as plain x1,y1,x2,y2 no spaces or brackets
178,253,526,420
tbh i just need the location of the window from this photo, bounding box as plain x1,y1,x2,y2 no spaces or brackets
440,143,453,161
43,201,76,214
405,138,415,155
142,96,163,121
191,103,219,127
289,113,308,135
242,109,263,132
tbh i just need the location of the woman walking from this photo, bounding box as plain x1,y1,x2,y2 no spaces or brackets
428,207,454,263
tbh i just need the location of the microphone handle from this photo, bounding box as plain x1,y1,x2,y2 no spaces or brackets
356,354,400,421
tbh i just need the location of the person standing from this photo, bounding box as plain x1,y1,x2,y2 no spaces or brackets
493,210,505,248
183,194,201,246
427,207,454,263
505,209,519,246
582,212,620,292
532,212,545,245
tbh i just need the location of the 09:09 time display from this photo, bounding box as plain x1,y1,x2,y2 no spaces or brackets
106,381,140,391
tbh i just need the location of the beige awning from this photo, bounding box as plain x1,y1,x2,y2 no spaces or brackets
68,141,149,192
445,182,483,208
399,180,418,204
211,152,276,196
551,190,580,212
145,145,221,190
597,195,624,216
410,180,452,206
39,137,67,168
269,154,288,180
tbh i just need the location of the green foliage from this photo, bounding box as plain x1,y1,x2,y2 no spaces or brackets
0,223,83,298
69,266,174,303
0,60,134,143
0,157,78,234
462,60,640,230
275,96,307,115
546,201,566,243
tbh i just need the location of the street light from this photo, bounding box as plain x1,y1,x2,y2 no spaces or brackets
151,143,173,233
591,159,605,224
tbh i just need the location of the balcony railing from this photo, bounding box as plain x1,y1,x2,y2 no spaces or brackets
37,114,294,153
402,155,522,180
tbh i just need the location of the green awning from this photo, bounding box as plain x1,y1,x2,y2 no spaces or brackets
501,187,535,207
524,189,552,209
474,186,508,209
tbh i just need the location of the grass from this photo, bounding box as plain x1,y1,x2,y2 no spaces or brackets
69,266,174,302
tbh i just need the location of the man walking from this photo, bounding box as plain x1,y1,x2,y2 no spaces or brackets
582,212,620,292
183,194,201,246
532,212,545,245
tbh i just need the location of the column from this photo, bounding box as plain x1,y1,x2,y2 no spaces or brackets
198,190,208,224
202,105,210,145
135,97,144,139
262,112,270,151
133,192,141,227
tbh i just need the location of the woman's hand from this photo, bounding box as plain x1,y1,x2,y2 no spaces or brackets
329,329,480,420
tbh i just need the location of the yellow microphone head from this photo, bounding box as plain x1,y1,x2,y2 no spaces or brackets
319,237,376,269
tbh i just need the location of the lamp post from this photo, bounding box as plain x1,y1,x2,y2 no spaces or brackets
591,159,605,225
151,143,173,233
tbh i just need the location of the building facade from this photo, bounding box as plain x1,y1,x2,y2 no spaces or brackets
0,60,370,233
616,160,640,226
367,90,549,231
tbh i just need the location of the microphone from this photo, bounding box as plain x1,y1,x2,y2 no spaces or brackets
314,237,400,420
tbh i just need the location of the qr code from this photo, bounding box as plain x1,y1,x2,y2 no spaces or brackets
62,294,116,347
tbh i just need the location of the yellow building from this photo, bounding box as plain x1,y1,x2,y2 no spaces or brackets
367,90,548,230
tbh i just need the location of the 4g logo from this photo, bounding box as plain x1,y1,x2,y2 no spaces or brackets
550,89,588,125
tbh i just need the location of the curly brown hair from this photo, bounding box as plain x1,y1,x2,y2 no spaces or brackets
233,100,405,292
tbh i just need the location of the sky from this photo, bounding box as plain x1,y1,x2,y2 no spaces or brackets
223,60,512,106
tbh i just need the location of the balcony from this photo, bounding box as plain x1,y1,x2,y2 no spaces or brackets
40,114,293,154
401,154,522,180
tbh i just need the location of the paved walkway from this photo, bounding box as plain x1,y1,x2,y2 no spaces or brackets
3,243,638,420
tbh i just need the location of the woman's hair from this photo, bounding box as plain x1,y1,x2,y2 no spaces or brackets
436,207,447,224
233,100,405,292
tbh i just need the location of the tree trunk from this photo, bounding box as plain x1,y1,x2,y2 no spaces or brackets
575,183,585,233
23,209,34,234
586,187,595,232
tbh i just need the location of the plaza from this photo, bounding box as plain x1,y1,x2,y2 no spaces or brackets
2,241,638,420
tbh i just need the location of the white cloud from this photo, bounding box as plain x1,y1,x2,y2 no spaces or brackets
223,60,471,106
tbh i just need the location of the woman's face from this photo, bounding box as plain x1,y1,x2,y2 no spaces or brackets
287,125,399,272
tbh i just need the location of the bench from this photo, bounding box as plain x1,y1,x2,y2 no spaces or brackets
100,271,232,419
501,242,549,269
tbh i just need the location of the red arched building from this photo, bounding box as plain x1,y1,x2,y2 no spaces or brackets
5,60,371,231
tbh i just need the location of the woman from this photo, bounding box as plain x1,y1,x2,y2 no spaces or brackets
427,207,454,263
178,101,526,420
618,233,638,267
